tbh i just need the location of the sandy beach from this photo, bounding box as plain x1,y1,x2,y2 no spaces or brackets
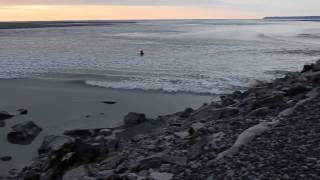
0,78,210,176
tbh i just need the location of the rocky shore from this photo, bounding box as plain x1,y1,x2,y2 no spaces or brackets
4,60,320,180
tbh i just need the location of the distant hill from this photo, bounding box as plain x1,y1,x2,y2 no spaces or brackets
264,16,320,21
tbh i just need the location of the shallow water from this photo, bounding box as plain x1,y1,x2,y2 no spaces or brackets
0,20,319,94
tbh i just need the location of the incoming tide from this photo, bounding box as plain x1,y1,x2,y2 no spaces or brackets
0,20,320,94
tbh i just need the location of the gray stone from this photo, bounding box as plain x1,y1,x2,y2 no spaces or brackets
7,121,42,145
17,109,28,115
0,156,12,161
247,107,270,117
150,171,173,180
174,131,189,139
38,135,74,154
221,107,239,118
187,137,209,160
64,129,96,138
189,122,205,134
124,112,146,127
62,165,88,180
180,108,194,118
100,129,112,136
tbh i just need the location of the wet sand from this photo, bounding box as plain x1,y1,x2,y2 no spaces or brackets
0,78,211,176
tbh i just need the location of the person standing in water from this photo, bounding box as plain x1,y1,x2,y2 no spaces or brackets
139,49,144,56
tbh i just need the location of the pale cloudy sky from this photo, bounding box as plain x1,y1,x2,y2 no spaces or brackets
0,0,319,21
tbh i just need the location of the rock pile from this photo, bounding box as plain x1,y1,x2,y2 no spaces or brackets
12,60,320,180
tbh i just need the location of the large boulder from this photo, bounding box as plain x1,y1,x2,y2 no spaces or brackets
123,112,146,127
285,84,309,96
247,107,271,117
252,94,284,110
38,135,74,155
7,121,42,145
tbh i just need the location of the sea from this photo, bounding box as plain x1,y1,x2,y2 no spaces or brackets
0,19,320,95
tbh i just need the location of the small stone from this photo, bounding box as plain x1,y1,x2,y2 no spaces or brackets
189,122,205,134
123,112,146,127
174,131,189,139
17,109,28,115
150,171,173,180
100,129,112,136
101,101,117,105
0,156,12,161
180,108,194,118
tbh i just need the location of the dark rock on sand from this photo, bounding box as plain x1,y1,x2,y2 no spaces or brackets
101,101,117,105
38,135,74,155
123,112,147,127
0,121,5,127
17,108,28,115
0,111,14,121
179,108,194,118
7,121,42,145
1,156,12,162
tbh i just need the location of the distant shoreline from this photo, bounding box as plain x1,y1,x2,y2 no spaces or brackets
264,16,320,21
0,20,137,29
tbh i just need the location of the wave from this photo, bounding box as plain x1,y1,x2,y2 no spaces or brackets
297,33,320,39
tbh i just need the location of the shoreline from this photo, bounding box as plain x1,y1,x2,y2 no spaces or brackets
9,60,320,179
0,78,210,177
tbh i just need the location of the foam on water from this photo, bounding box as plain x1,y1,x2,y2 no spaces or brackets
0,20,320,94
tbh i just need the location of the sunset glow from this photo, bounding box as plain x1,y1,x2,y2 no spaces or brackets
0,5,260,21
0,0,319,21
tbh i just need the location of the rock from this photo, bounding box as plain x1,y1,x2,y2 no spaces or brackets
64,129,96,139
221,107,239,118
0,156,12,161
150,171,174,180
285,84,309,96
247,107,270,117
100,129,112,136
174,131,189,139
100,154,125,170
252,94,284,110
62,165,88,180
313,60,320,71
187,137,209,160
73,140,101,163
137,154,164,170
192,108,222,120
20,169,41,180
38,135,74,154
17,109,28,115
189,122,205,135
301,64,313,73
162,154,188,166
0,121,5,127
0,111,14,120
7,121,42,145
123,112,147,127
180,108,194,118
220,95,236,106
101,101,117,104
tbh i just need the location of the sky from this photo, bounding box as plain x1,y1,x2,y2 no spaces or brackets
0,0,319,21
